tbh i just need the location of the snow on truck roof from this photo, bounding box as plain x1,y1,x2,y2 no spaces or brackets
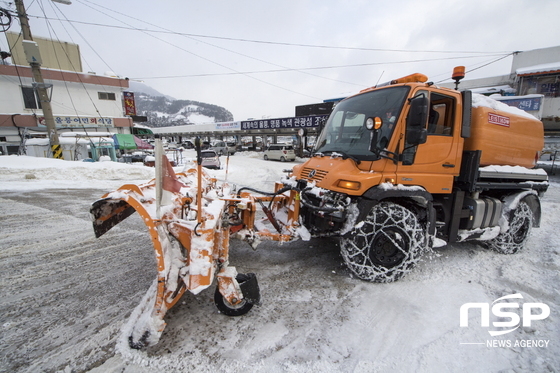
471,93,537,120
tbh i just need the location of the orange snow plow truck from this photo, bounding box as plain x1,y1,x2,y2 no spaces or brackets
91,67,548,348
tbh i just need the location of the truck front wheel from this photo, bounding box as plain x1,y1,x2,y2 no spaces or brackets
340,202,427,283
486,200,533,255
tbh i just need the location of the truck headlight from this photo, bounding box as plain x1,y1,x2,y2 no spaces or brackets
337,180,361,190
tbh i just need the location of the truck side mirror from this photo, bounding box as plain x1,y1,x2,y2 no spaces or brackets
406,96,428,145
407,127,427,145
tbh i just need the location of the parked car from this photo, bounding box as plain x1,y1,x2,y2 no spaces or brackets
130,151,149,162
211,141,236,156
240,141,263,151
227,142,237,154
263,144,296,162
182,140,194,149
200,150,221,169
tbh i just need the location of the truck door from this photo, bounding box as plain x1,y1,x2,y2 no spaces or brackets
397,90,461,194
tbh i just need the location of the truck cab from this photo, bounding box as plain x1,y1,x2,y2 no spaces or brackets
293,75,469,195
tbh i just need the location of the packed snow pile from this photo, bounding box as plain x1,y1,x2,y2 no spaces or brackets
480,164,548,176
0,155,155,190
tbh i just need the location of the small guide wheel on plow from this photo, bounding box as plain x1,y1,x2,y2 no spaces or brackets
214,272,260,316
90,137,261,349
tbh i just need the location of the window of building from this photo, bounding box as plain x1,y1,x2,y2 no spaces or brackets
21,86,41,109
519,73,560,98
98,92,116,100
6,145,19,155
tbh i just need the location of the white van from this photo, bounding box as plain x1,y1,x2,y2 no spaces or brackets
263,144,296,162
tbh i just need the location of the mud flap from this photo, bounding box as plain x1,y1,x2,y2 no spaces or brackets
90,198,136,238
238,273,260,305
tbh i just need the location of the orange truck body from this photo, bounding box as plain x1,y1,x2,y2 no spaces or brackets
465,105,544,168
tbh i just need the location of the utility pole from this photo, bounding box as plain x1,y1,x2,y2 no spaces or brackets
14,0,63,159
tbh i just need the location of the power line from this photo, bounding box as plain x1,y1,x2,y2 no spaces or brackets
28,13,513,55
131,53,509,80
72,0,363,88
46,1,116,78
466,53,516,74
434,53,516,83
32,0,512,90
36,0,120,120
62,0,321,100
28,1,517,94
21,1,518,103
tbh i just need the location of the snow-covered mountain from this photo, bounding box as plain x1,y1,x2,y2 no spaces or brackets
128,82,234,127
128,81,175,101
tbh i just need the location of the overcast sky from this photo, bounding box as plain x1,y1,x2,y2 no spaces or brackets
2,0,559,121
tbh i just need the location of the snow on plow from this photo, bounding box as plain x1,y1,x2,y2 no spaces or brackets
90,138,302,348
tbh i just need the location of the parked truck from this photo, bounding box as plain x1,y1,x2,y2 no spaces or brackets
91,67,548,347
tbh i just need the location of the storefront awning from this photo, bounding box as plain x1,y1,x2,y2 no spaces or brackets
113,134,137,150
471,85,516,95
113,134,153,150
132,126,153,135
134,136,153,149
516,62,560,76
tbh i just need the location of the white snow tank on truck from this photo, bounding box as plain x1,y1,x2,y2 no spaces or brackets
289,68,548,282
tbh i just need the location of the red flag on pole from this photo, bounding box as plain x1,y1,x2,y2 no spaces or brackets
161,155,182,193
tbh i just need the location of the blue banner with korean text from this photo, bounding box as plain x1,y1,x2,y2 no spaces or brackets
498,97,542,111
240,115,328,131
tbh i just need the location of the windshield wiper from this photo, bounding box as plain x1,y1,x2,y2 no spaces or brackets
317,150,361,165
371,147,399,164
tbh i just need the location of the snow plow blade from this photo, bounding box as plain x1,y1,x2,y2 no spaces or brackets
89,138,305,348
91,197,136,238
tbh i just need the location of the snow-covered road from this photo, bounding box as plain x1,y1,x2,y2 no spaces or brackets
0,154,558,373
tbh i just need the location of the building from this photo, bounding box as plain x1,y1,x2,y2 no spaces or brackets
0,32,135,159
441,45,560,133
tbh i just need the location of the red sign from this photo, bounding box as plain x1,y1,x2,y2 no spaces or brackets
123,91,137,116
488,113,510,127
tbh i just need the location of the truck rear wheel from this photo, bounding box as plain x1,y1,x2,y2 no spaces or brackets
486,200,533,254
340,202,426,283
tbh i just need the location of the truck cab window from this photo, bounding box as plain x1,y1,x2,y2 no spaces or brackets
427,93,454,136
315,86,410,161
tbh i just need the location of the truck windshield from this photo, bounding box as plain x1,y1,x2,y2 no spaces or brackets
315,86,410,161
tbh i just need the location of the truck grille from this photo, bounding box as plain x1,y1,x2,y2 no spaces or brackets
301,167,328,182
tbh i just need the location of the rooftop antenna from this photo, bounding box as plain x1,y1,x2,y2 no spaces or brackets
375,71,385,87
